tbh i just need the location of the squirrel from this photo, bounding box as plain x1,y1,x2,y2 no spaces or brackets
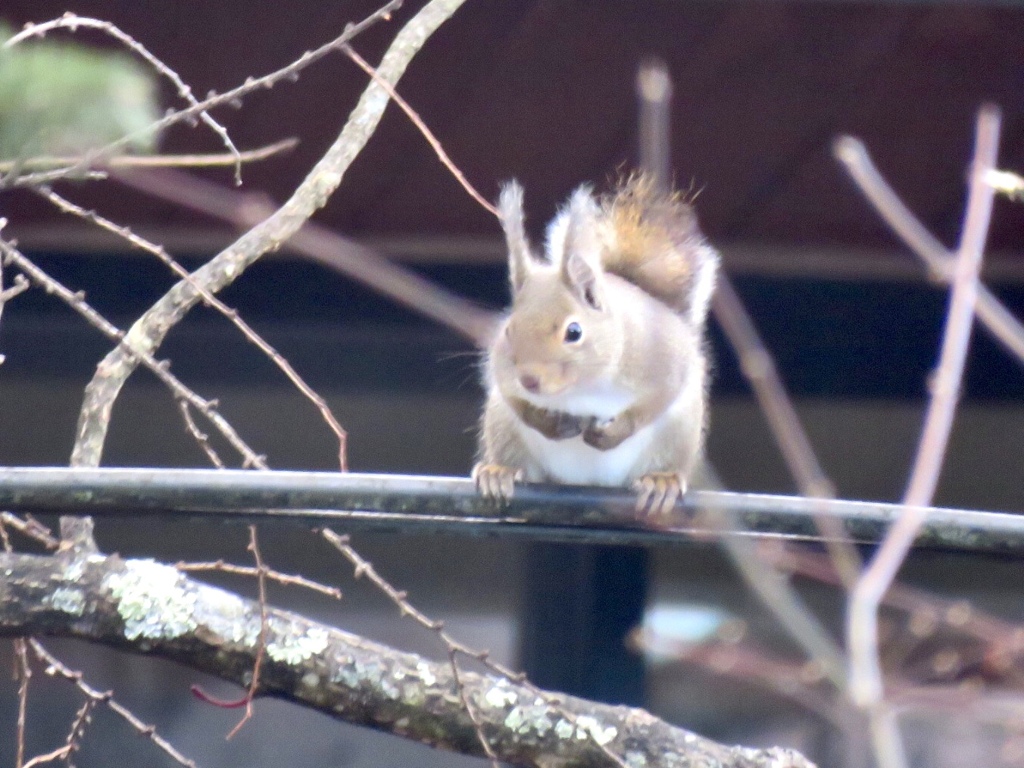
473,174,719,518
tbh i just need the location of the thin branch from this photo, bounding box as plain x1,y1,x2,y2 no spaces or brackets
15,639,29,768
0,512,59,550
0,240,266,475
847,105,1001,762
707,528,847,690
342,44,497,217
22,746,70,768
635,634,850,730
70,0,470,472
834,134,1024,366
28,640,198,768
446,646,502,768
0,138,297,174
226,525,269,738
177,560,343,600
4,1,401,189
177,401,226,468
711,276,861,584
0,272,29,366
636,58,672,195
41,187,348,471
0,274,29,303
711,278,834,501
19,700,96,768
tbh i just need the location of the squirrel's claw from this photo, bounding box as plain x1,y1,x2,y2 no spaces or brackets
472,463,523,508
632,472,686,519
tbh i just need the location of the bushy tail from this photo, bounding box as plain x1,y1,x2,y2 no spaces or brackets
600,174,719,326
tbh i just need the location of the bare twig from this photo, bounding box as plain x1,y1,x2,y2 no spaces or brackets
177,401,226,468
636,59,672,195
71,0,469,472
178,559,343,600
847,105,1001,768
834,134,1024,366
0,240,266,474
711,277,861,577
30,698,99,768
707,525,847,690
0,138,297,174
0,274,29,304
28,640,198,768
21,745,71,768
4,2,401,189
711,278,835,501
447,647,502,768
0,239,30,364
342,44,497,217
0,512,59,550
710,279,861,682
226,525,269,738
41,187,349,471
15,639,29,768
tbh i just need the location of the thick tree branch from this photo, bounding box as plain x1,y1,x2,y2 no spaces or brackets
0,551,813,768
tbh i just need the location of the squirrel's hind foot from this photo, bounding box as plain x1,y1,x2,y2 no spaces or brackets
632,472,687,520
472,463,523,509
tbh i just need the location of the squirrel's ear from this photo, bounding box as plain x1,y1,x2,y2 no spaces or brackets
498,181,534,293
560,186,604,311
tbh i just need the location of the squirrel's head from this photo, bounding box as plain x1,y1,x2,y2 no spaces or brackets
495,182,621,398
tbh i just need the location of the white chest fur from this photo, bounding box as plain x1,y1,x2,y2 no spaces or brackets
513,386,692,486
516,417,658,485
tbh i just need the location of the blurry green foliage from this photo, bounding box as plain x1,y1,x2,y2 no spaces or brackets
0,23,160,161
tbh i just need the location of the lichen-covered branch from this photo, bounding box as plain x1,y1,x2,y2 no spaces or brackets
0,550,814,768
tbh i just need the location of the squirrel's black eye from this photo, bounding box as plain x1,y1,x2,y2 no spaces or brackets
564,321,583,343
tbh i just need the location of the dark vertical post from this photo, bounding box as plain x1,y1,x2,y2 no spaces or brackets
519,543,647,705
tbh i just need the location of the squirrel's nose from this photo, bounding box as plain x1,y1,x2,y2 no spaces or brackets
520,374,541,393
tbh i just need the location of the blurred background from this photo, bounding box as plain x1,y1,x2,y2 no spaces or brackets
1,0,1024,766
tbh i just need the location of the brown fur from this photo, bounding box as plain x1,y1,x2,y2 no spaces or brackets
600,173,704,314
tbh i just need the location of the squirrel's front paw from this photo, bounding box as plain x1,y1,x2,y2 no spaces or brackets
632,472,687,519
472,463,523,508
583,416,634,451
518,401,584,440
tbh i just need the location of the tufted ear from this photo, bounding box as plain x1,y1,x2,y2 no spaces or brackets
498,181,535,294
559,185,605,310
